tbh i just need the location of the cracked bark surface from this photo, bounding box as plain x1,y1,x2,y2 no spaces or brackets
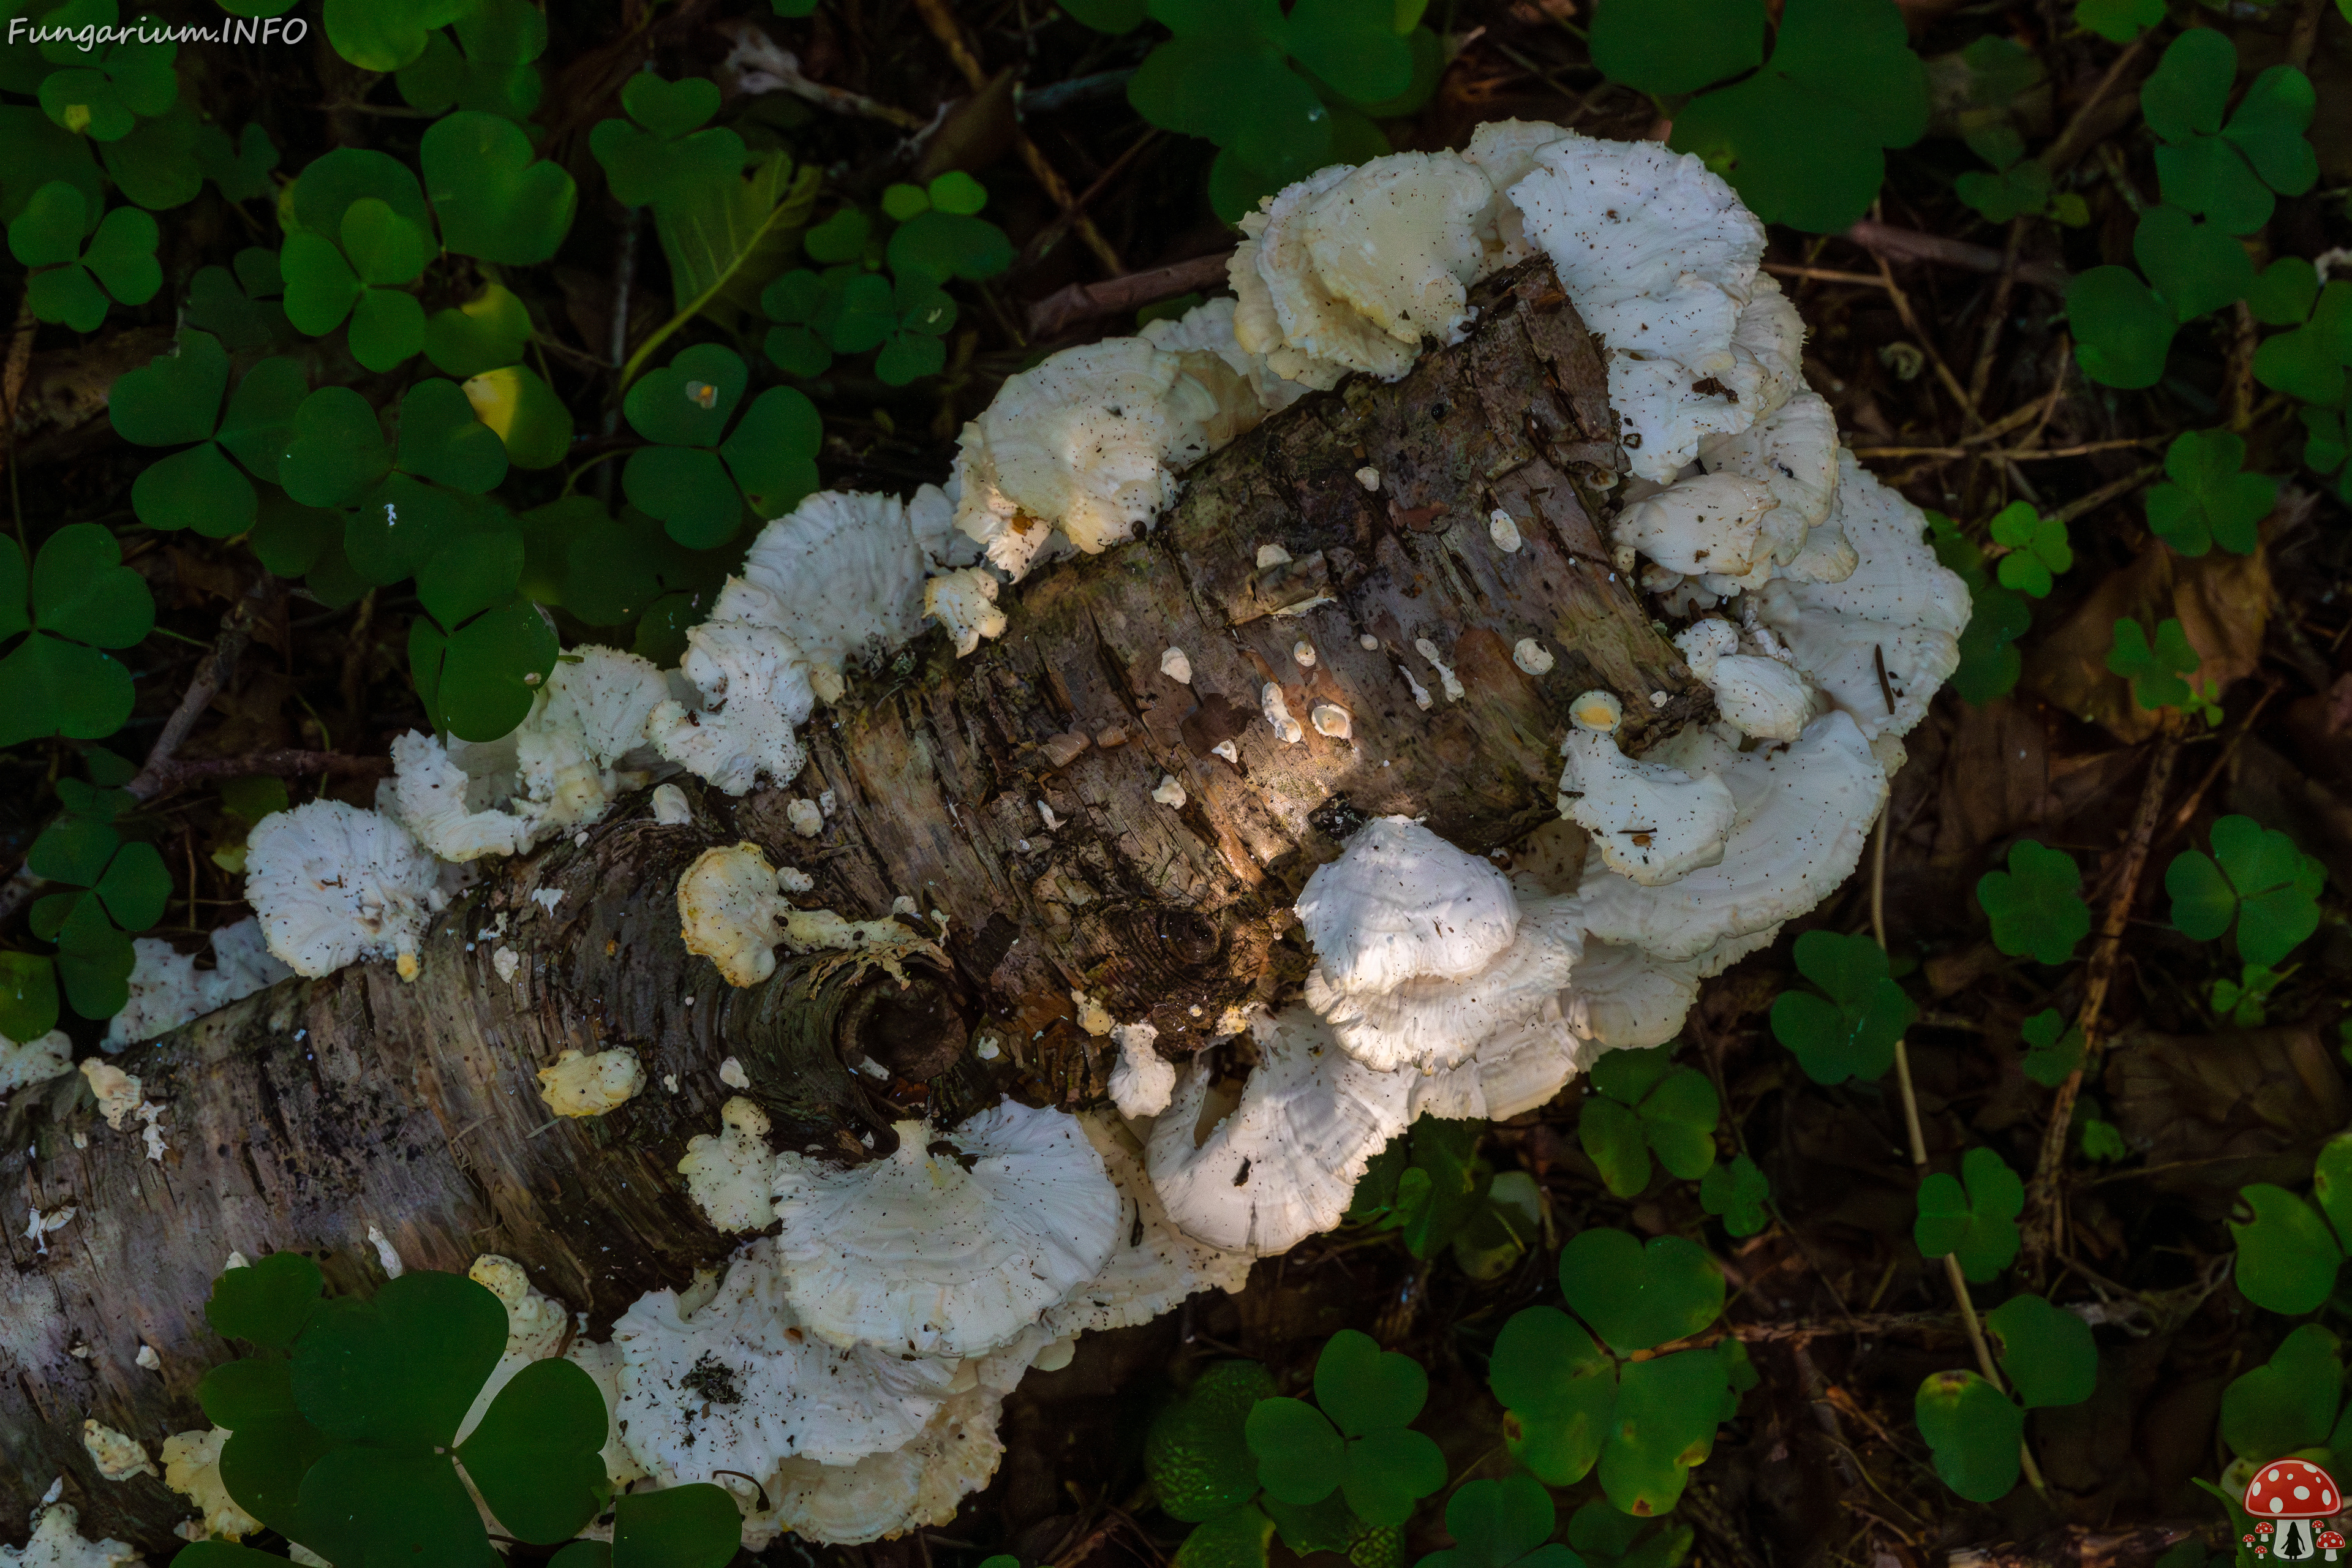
0,257,1706,1550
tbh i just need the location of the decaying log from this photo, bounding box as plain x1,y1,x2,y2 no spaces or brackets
0,258,1702,1549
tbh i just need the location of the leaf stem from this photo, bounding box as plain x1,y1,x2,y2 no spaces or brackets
614,173,813,394
1872,808,2050,1500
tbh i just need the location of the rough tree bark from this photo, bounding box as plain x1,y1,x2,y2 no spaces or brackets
0,260,1706,1551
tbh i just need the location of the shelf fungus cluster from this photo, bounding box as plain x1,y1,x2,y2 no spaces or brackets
10,118,1955,1562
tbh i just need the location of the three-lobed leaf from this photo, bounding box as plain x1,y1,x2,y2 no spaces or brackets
1975,840,2089,965
1559,1229,1724,1354
2145,429,2275,557
1915,1370,2024,1501
1914,1146,2024,1282
1769,929,1914,1083
1985,1294,2097,1409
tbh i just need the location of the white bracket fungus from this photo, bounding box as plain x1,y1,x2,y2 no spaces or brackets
2,1028,74,1096
679,1096,776,1232
162,1427,260,1543
105,918,292,1050
1310,703,1352,740
81,1420,156,1482
1673,619,1812,741
922,566,1009,658
1556,691,1736,886
1489,508,1523,552
1146,1008,1410,1256
246,800,437,979
1513,639,1555,676
768,1101,1120,1359
1611,472,1777,581
1412,638,1466,701
650,782,692,825
23,1203,75,1256
1295,818,1583,1073
2,1504,141,1568
646,584,820,797
1261,683,1304,745
787,798,824,838
677,842,789,988
741,488,956,703
1159,646,1193,684
537,1049,646,1118
1108,1022,1174,1119
1151,774,1186,808
1044,1115,1251,1338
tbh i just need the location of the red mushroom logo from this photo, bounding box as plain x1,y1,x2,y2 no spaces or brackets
2245,1460,2343,1562
2318,1529,2344,1561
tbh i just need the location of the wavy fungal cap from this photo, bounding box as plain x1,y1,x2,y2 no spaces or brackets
1147,1008,1411,1257
1557,721,1736,888
677,841,788,987
537,1047,646,1118
1295,816,1520,998
769,1100,1121,1359
612,1237,965,1491
245,799,437,980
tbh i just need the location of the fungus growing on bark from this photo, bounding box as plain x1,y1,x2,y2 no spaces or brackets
741,488,960,703
645,582,820,796
536,1048,646,1117
1672,619,1811,741
1146,1008,1411,1256
81,1422,154,1483
768,1102,1120,1359
1556,691,1735,885
161,1427,258,1542
105,919,290,1049
1,1505,139,1567
1109,1023,1175,1118
677,842,789,987
679,1096,778,1232
244,800,437,979
1295,818,1581,1072
1,1029,74,1095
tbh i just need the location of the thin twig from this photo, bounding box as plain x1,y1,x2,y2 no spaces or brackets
132,750,392,798
1762,263,1890,289
2043,34,2152,174
126,574,282,801
2049,462,2163,524
1966,220,2026,417
1872,812,2049,1498
2022,726,2183,1276
907,0,1123,275
1849,437,2156,462
1025,251,1235,339
1844,221,2071,295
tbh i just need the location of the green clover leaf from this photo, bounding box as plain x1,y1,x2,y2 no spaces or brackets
398,377,510,496
1698,1153,1771,1237
205,1251,326,1349
1986,501,2070,597
324,0,472,72
461,364,574,472
35,4,176,142
1561,1228,1724,1354
1768,929,1915,1084
195,119,279,204
2143,32,2315,236
288,145,433,237
1986,1294,2097,1409
2105,615,2207,716
396,0,548,121
1418,1474,1578,1568
1593,0,1763,96
1248,1331,1445,1528
1914,1145,2024,1282
0,951,61,1042
111,331,307,536
281,197,434,371
1915,1370,2024,1501
2065,265,2177,390
1976,839,2089,965
1147,1360,1278,1522
2076,0,2162,41
278,386,394,508
292,1269,508,1446
0,522,156,750
1491,1306,1615,1486
623,345,818,546
1929,513,2030,703
422,110,577,264
184,247,292,350
424,281,533,379
2018,1008,2083,1088
2132,204,2253,324
1580,1046,1721,1196
2166,815,2325,967
455,1357,612,1544
2230,1133,2352,1316
1660,0,1928,233
2220,1324,2344,1463
589,74,745,209
7,181,160,330
608,1485,745,1568
2145,429,2276,558
1348,1118,1492,1260
2253,279,2352,406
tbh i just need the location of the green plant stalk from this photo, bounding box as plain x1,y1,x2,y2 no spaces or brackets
1872,810,2051,1499
615,198,805,394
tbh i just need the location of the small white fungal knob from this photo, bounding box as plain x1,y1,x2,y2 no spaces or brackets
1161,646,1193,684
1256,543,1292,568
1211,739,1240,763
1513,638,1555,675
1359,633,1381,650
1489,508,1523,552
1355,466,1380,491
786,798,823,837
1311,703,1352,739
1293,640,1316,667
1570,690,1624,733
1152,774,1186,807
